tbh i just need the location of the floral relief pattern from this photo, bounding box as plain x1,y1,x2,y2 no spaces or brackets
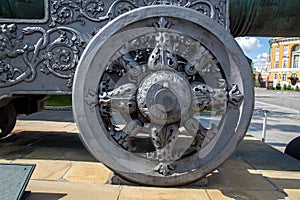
0,24,85,88
49,0,228,28
91,17,242,175
0,0,227,88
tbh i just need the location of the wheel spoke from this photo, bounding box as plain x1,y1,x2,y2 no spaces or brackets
150,124,180,175
184,117,207,138
99,83,137,118
110,119,142,151
114,51,142,78
190,80,228,114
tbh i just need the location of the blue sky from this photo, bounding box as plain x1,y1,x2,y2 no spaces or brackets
235,37,271,68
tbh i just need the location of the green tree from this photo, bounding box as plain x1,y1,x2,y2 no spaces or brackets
276,83,281,90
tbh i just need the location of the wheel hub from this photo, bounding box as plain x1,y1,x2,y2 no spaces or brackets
154,88,176,112
137,70,191,125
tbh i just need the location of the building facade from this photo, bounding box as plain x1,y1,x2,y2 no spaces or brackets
269,37,300,89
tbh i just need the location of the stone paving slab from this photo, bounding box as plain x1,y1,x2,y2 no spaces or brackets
13,159,72,181
26,180,120,200
0,119,300,200
119,186,211,200
63,162,112,184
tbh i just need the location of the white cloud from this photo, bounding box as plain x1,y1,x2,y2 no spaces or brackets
235,37,262,53
253,52,268,63
252,52,269,69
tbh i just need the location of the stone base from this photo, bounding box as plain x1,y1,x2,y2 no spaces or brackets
108,173,209,187
107,174,139,186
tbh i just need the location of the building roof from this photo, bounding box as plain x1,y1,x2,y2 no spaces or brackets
269,37,300,46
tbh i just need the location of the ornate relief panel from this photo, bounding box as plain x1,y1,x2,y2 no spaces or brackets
0,0,228,89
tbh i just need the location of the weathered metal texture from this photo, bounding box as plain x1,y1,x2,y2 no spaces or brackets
0,0,255,186
1,0,300,37
4,0,300,101
0,0,45,19
0,0,229,103
0,102,16,138
230,0,300,37
73,5,253,186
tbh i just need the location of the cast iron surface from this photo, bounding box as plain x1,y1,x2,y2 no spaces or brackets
0,0,228,101
230,0,300,37
73,6,253,186
0,0,256,186
0,102,16,138
1,0,300,102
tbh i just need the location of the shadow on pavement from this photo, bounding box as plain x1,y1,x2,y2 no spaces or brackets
1,123,300,199
27,193,67,200
18,110,74,123
0,131,96,162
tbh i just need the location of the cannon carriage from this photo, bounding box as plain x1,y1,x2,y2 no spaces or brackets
0,0,299,186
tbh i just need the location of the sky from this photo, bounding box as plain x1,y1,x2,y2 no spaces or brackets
235,37,271,69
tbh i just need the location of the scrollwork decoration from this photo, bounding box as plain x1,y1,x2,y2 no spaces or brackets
49,0,138,27
0,61,22,83
37,28,85,87
215,0,227,27
0,0,228,88
49,0,228,28
228,84,243,107
93,17,241,176
0,23,86,88
0,24,33,87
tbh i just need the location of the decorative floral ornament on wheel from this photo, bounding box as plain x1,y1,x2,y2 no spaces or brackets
73,6,253,186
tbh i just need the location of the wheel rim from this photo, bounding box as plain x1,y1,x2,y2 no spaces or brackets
0,103,16,138
73,6,253,186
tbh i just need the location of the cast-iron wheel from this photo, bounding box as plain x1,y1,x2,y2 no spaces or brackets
0,102,17,138
73,6,254,186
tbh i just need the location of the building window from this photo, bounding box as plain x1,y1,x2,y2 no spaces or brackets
282,59,287,68
283,45,289,56
282,74,286,81
291,45,300,68
274,45,280,69
275,61,279,68
274,74,278,80
275,46,280,56
293,55,299,68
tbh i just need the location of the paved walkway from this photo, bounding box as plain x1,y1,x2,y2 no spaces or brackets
249,100,300,152
0,118,299,200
